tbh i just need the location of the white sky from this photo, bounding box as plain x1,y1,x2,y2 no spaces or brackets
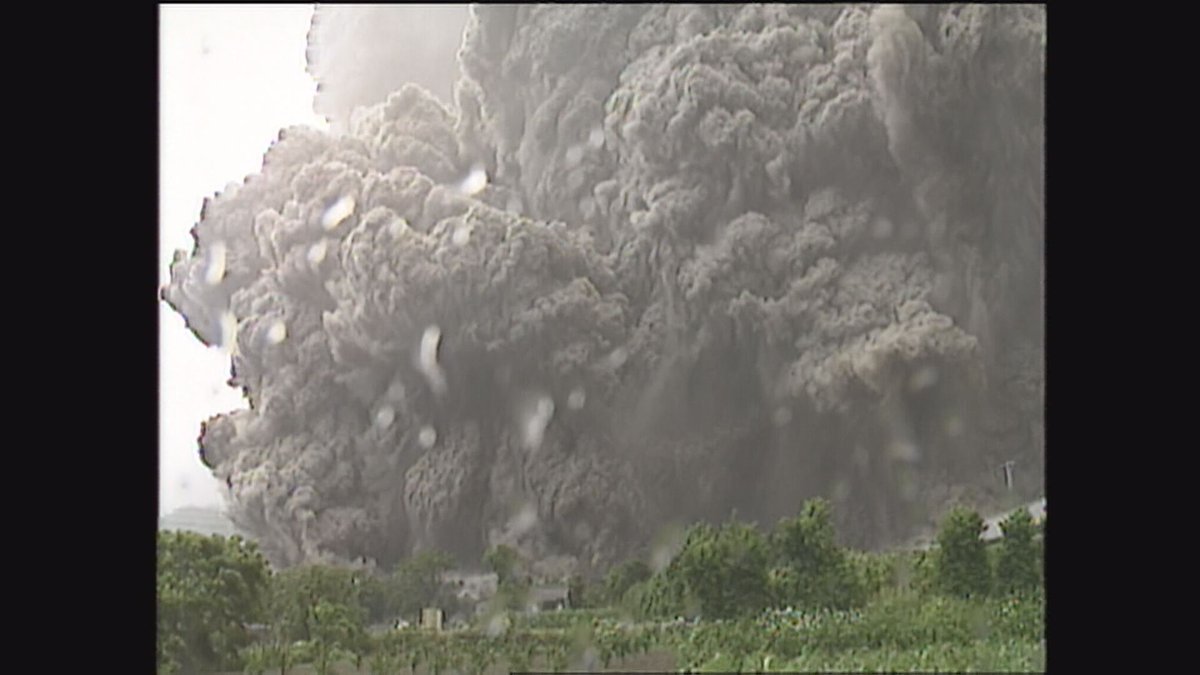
159,4,328,516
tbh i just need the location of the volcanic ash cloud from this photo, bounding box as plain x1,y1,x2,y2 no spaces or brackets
164,4,1045,568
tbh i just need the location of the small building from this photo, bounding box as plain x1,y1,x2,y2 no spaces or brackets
982,498,1047,542
444,571,499,603
420,607,444,631
443,570,500,617
367,619,410,636
527,584,570,613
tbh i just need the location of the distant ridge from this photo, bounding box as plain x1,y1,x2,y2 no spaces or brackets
159,505,242,538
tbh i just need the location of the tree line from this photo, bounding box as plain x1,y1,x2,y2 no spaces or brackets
157,500,1043,673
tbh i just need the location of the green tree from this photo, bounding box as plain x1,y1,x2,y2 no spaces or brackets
501,632,538,673
769,498,865,610
308,600,366,675
638,569,687,620
251,613,306,675
846,550,903,600
461,634,498,675
670,520,771,619
389,550,455,620
156,531,270,673
935,507,992,598
397,631,431,674
483,545,521,586
269,564,367,670
604,559,651,606
996,509,1040,594
367,633,403,675
1034,511,1045,584
238,642,271,675
357,573,390,624
492,578,532,612
426,635,459,675
483,544,531,612
567,574,590,609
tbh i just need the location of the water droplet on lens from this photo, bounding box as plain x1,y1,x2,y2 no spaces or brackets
565,145,584,167
832,480,850,502
321,195,356,230
567,387,586,410
522,395,555,451
307,240,327,265
419,425,437,448
388,217,409,238
204,241,227,285
375,406,395,430
420,326,441,362
909,366,939,392
945,415,964,437
509,502,539,537
418,325,448,396
606,347,628,370
219,311,239,355
772,407,793,427
266,320,287,344
458,164,488,196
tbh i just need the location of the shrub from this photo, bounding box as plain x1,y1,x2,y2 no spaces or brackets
671,520,772,619
996,509,1040,594
770,499,866,610
846,550,905,601
638,560,689,620
604,558,652,606
934,507,992,598
156,532,270,673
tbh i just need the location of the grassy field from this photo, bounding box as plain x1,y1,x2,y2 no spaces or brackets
217,590,1043,674
219,642,1043,674
217,649,676,674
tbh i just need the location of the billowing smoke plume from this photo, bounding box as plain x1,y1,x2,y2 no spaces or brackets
164,4,1044,572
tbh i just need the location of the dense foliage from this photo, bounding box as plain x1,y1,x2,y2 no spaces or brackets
671,520,773,619
996,508,1040,593
483,545,522,586
934,507,993,598
156,531,270,674
265,565,368,674
603,558,652,606
769,498,866,611
157,499,1044,673
388,549,458,621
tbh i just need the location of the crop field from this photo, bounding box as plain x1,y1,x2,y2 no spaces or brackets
217,590,1043,674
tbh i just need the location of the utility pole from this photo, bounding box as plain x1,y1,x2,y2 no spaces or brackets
1000,460,1016,492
